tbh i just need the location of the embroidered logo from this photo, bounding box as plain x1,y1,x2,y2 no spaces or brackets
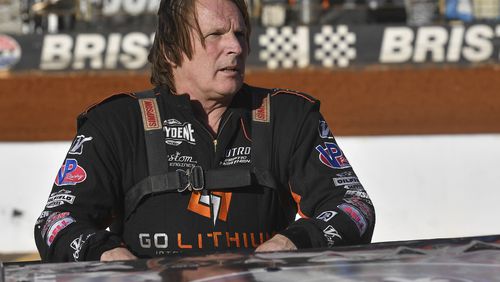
163,119,196,146
318,120,333,139
315,142,351,169
139,98,162,131
55,159,87,186
253,94,270,123
46,189,76,208
68,135,93,155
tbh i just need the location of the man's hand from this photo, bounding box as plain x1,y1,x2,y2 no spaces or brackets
255,234,297,252
100,247,137,261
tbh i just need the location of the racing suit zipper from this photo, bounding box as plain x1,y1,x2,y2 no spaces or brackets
194,112,233,226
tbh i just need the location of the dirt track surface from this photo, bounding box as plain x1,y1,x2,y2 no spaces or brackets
1,67,500,141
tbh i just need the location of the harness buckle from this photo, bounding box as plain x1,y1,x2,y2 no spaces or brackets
176,166,205,192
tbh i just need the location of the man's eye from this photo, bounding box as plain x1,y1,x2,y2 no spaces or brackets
207,32,222,38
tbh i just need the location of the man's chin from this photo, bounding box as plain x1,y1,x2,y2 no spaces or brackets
216,82,244,97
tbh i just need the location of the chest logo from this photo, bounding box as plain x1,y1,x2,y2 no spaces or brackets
187,191,232,226
163,119,196,146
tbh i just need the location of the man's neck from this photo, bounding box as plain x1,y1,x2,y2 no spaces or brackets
182,93,232,136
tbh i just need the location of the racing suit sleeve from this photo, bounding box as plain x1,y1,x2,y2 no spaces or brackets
34,119,125,262
279,102,375,248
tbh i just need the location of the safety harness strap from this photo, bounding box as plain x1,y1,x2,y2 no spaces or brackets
135,90,168,176
125,89,277,220
251,90,276,189
124,168,254,218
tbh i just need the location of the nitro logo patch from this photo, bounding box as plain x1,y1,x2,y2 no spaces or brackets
140,98,162,131
68,135,93,155
315,142,351,169
55,159,87,186
338,203,368,236
316,211,337,222
46,189,76,208
168,151,197,168
221,147,251,166
163,119,196,146
318,120,333,139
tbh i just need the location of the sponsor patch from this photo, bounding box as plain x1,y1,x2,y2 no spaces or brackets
338,203,368,236
318,120,333,139
333,176,360,187
315,142,351,169
36,211,52,225
168,151,197,168
345,190,371,202
343,184,364,190
46,216,75,246
316,211,337,222
163,119,196,146
344,197,375,224
55,159,87,186
323,225,342,247
220,147,251,166
253,93,270,123
68,135,93,155
41,212,71,238
46,189,76,208
139,98,162,131
0,35,21,70
71,233,95,261
336,171,354,178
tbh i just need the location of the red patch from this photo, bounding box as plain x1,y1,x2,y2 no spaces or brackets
140,99,161,130
253,94,270,123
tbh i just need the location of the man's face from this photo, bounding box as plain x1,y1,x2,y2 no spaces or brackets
172,0,248,100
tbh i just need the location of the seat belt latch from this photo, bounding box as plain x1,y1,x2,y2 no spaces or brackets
176,166,205,192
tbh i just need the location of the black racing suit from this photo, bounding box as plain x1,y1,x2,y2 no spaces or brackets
34,84,375,262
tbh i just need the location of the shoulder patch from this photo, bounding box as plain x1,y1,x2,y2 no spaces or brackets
270,88,318,103
139,98,162,131
252,92,270,123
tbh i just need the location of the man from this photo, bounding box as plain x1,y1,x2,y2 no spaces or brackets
35,0,375,262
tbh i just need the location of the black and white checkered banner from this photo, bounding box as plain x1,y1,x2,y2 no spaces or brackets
3,23,500,72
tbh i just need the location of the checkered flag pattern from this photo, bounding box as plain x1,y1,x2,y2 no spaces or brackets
259,27,309,69
314,25,356,68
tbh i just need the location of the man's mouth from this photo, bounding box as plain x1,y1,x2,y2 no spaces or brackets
220,66,239,73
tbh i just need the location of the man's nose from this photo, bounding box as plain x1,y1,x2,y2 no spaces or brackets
224,32,244,55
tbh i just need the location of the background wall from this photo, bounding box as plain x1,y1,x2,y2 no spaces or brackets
2,134,500,252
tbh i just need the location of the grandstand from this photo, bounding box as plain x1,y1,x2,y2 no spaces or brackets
0,0,498,35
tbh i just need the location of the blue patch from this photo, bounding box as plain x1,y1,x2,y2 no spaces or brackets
318,120,331,139
55,159,87,186
315,142,351,169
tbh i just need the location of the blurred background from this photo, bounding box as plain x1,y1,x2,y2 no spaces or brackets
1,0,500,261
